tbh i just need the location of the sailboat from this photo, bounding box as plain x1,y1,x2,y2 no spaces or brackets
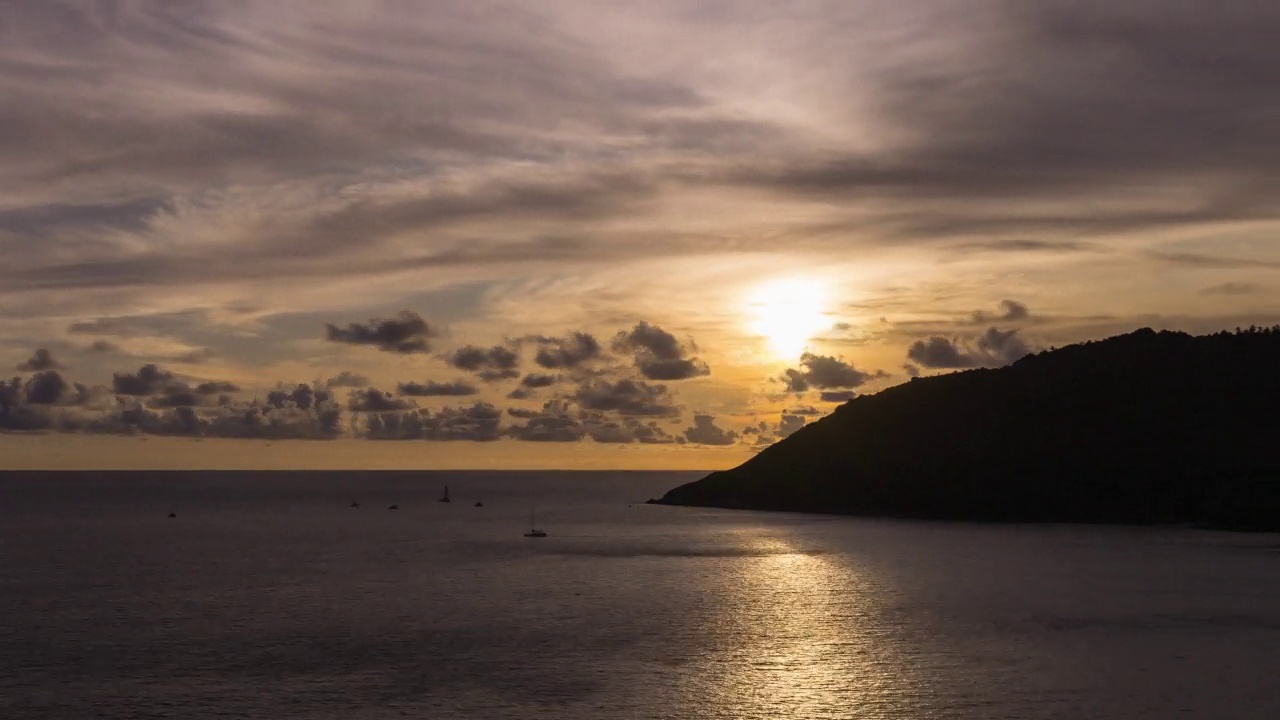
474,497,483,507
524,507,547,538
439,485,451,503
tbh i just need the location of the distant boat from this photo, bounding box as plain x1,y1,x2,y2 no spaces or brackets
167,511,176,518
474,498,483,507
439,485,451,503
388,503,399,510
524,507,547,538
350,500,360,508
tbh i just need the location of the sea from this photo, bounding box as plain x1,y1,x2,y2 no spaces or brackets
2,470,1278,719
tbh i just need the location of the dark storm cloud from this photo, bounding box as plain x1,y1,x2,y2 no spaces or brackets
325,371,370,388
520,373,558,388
16,348,62,371
819,391,855,403
325,311,436,354
680,414,738,446
612,322,709,381
907,327,1034,369
780,353,877,393
532,332,601,369
571,378,679,417
397,380,478,397
347,388,416,413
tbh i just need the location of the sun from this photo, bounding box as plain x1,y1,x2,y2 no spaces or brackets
747,278,829,360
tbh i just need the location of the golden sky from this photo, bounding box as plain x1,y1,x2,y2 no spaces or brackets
2,2,1277,468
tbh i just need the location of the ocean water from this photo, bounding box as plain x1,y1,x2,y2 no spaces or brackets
1,470,1278,720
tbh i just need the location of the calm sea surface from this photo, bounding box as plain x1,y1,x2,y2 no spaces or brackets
1,470,1278,719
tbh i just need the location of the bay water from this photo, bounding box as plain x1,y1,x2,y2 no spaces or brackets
2,470,1278,719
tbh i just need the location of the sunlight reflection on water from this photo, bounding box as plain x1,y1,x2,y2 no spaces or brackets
677,533,923,719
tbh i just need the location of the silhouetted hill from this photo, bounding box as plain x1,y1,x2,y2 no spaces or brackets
653,327,1280,531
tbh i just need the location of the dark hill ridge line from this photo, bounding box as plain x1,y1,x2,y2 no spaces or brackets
651,327,1280,531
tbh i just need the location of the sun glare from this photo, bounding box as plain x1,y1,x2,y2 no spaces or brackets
747,278,829,360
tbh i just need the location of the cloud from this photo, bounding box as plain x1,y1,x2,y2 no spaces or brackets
361,402,503,441
1200,282,1261,296
680,414,738,446
506,404,585,442
947,239,1097,254
446,345,520,379
532,332,602,369
348,388,416,413
2,369,343,439
503,400,681,444
907,337,975,369
612,322,709,380
907,327,1034,369
969,300,1030,325
325,311,436,353
325,371,370,388
397,380,478,397
195,381,239,395
975,327,1032,365
627,420,677,444
571,378,679,416
16,348,63,372
520,373,558,388
147,389,204,409
775,414,806,439
781,353,877,392
266,385,330,411
24,370,70,405
1147,252,1280,270
819,391,855,403
423,403,503,441
112,364,177,396
170,347,217,364
87,340,120,354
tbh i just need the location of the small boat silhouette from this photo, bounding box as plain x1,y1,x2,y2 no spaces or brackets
439,485,450,503
474,498,484,507
167,511,176,518
524,507,547,538
350,500,360,508
388,503,399,510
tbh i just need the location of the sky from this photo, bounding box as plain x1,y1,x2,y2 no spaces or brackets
2,1,1277,469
